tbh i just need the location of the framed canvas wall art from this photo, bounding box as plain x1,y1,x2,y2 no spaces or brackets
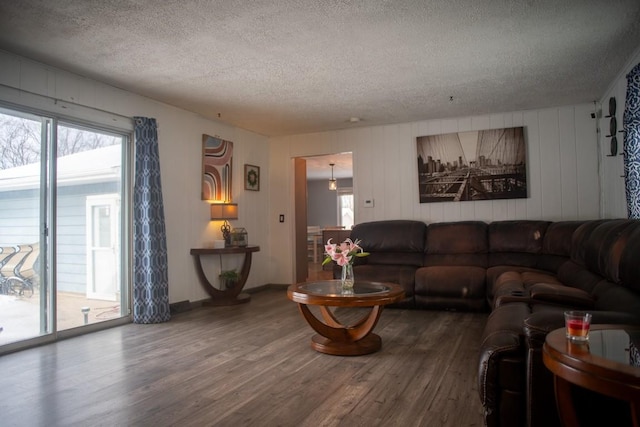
416,127,527,203
244,164,260,191
202,134,233,201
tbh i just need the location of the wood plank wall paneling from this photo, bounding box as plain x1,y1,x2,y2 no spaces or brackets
575,103,601,219
273,103,599,228
538,108,562,219
558,107,579,219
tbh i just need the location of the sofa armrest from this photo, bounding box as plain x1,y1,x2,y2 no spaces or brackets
493,289,531,307
528,283,594,309
478,303,530,426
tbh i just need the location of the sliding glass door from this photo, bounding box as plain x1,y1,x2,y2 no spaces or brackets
0,108,46,345
0,106,130,350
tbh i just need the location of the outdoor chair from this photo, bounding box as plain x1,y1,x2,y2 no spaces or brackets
0,244,38,297
0,246,16,295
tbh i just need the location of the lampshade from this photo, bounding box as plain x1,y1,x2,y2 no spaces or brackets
210,203,238,220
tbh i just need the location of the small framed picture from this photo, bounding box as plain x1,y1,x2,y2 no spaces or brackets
244,164,260,191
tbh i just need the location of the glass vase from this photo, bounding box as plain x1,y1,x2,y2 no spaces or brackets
341,263,354,290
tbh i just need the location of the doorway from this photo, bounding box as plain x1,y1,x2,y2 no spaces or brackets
294,153,353,282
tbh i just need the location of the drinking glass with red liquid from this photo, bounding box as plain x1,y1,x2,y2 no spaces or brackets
564,310,592,342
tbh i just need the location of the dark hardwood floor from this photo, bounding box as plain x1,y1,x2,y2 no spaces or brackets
0,289,487,426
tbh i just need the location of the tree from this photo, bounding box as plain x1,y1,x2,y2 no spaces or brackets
0,112,120,170
0,114,40,169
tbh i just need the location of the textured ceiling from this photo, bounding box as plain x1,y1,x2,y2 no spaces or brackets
1,0,640,137
304,152,352,180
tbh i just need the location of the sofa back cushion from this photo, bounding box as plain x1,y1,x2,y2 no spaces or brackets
570,219,608,266
556,260,602,294
537,221,585,272
583,220,640,284
350,220,426,267
423,221,488,267
620,225,640,293
488,220,550,268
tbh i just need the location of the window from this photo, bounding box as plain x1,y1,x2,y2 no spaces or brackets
337,187,354,229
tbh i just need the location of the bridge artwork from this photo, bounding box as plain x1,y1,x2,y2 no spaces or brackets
416,127,527,203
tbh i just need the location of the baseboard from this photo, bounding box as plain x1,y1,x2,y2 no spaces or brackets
176,285,290,312
245,284,270,294
263,283,290,291
169,300,192,314
245,283,290,293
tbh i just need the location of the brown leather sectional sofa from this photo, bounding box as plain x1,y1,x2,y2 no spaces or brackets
341,218,640,427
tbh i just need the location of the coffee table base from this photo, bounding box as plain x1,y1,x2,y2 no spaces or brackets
311,333,381,356
295,304,386,356
288,280,405,357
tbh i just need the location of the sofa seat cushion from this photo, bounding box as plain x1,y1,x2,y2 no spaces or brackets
414,265,486,310
487,266,560,303
491,268,594,310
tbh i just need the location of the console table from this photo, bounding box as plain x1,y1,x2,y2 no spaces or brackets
190,245,260,306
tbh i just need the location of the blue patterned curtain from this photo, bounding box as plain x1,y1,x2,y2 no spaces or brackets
133,117,170,323
624,63,640,219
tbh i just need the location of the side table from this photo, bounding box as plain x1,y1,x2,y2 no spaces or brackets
190,245,260,306
543,324,640,427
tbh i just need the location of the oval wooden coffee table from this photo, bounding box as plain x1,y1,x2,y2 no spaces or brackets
287,280,404,356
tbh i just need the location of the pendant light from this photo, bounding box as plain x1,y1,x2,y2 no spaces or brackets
328,163,337,190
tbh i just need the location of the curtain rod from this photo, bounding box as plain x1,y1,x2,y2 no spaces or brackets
0,82,134,122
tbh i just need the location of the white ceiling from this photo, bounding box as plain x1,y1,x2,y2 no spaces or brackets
1,0,639,140
304,152,353,180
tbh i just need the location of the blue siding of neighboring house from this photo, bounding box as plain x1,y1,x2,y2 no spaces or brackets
0,182,118,293
0,189,39,244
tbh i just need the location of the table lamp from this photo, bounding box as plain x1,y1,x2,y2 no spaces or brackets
210,203,238,246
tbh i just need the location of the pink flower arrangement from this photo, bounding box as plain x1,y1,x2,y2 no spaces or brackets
322,238,370,266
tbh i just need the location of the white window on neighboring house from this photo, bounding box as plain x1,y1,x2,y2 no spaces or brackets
86,194,120,301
